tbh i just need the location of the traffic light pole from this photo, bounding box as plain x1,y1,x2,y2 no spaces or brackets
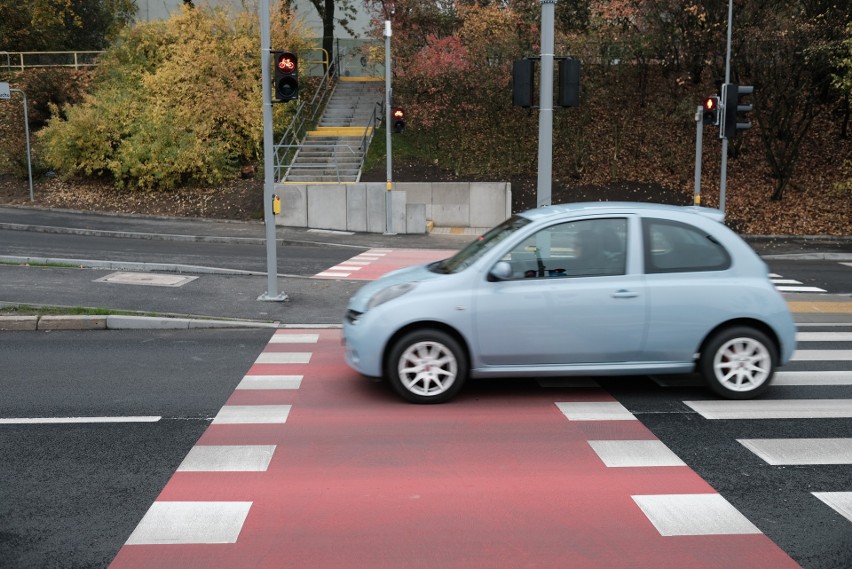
384,20,395,235
257,0,287,302
536,0,556,208
693,106,704,206
719,0,734,215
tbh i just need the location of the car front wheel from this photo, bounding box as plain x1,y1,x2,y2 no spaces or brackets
700,327,777,399
386,329,468,404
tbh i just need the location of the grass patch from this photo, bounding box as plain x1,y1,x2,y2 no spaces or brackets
0,304,160,317
0,260,80,268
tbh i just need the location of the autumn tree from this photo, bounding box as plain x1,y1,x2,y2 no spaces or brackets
283,0,358,69
38,4,311,191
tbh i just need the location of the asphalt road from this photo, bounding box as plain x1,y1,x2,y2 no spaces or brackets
0,329,275,569
3,326,851,569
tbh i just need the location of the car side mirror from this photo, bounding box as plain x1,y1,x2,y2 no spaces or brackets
489,261,513,281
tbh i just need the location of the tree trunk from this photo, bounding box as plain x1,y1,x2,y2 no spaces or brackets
322,0,335,72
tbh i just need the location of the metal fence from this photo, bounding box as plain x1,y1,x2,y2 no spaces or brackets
1,51,103,72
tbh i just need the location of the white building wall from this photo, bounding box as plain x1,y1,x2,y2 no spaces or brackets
135,0,374,40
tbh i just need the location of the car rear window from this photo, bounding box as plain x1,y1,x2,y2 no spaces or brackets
643,218,731,273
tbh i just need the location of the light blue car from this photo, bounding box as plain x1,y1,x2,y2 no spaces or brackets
343,202,797,404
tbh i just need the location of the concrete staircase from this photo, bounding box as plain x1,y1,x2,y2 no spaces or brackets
282,78,383,183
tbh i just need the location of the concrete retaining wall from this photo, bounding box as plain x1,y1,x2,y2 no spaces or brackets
275,182,511,234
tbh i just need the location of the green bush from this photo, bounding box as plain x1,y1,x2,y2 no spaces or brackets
38,4,310,191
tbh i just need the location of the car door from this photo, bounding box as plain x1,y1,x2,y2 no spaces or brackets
471,216,647,366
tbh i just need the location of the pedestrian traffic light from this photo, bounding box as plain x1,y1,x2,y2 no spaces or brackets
273,51,298,102
557,58,580,107
720,83,753,139
702,96,719,126
392,108,405,133
512,59,534,108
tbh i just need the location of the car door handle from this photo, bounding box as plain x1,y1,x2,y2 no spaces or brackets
611,290,639,299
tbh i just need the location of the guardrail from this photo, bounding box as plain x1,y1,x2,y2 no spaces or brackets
1,51,103,72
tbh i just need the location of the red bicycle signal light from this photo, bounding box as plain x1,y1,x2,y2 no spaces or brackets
273,51,298,102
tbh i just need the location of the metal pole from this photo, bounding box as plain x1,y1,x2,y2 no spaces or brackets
384,20,395,234
719,0,734,215
693,106,703,206
7,88,34,201
536,0,556,208
257,0,287,302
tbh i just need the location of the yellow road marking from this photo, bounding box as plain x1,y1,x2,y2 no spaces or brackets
787,301,852,314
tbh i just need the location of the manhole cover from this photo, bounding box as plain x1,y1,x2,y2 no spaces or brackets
95,272,198,287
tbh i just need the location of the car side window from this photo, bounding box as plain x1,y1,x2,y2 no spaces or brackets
643,218,731,273
501,218,628,279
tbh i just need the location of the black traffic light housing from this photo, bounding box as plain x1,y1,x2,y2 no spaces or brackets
512,59,534,108
392,107,405,133
702,96,719,125
720,82,753,139
557,58,580,107
273,51,298,102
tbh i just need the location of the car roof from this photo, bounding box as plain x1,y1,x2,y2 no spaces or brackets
518,202,725,223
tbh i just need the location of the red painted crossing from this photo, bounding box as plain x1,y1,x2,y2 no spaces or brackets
314,248,456,280
110,329,801,569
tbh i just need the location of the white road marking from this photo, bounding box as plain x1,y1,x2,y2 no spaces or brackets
177,445,277,472
796,332,852,342
125,501,252,545
0,416,161,424
254,352,312,364
812,492,852,523
555,401,637,421
588,440,686,468
212,405,292,425
684,399,852,420
774,371,852,386
236,375,302,390
632,494,761,536
269,332,319,343
738,438,852,465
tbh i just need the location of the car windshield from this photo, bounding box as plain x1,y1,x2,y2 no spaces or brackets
430,215,531,274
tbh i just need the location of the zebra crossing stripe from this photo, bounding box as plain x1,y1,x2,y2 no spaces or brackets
125,501,252,545
812,493,852,524
792,349,852,361
737,438,852,465
774,371,852,386
797,332,852,342
684,399,852,420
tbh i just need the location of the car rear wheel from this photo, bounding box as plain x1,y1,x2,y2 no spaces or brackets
700,327,776,399
386,330,468,404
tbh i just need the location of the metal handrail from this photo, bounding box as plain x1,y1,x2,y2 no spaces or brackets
353,101,383,183
274,59,338,181
3,51,103,71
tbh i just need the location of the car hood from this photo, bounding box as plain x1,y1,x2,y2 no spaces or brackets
347,263,443,312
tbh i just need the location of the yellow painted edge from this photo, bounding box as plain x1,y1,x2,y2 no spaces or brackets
308,127,372,137
339,76,383,82
426,220,435,233
787,301,852,314
278,181,355,185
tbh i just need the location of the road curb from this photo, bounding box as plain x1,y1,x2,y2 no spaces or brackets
0,315,278,331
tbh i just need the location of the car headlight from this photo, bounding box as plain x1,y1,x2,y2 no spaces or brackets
366,282,416,310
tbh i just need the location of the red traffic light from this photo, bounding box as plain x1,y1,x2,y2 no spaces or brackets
392,107,406,133
276,53,296,74
273,51,299,102
702,95,719,126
